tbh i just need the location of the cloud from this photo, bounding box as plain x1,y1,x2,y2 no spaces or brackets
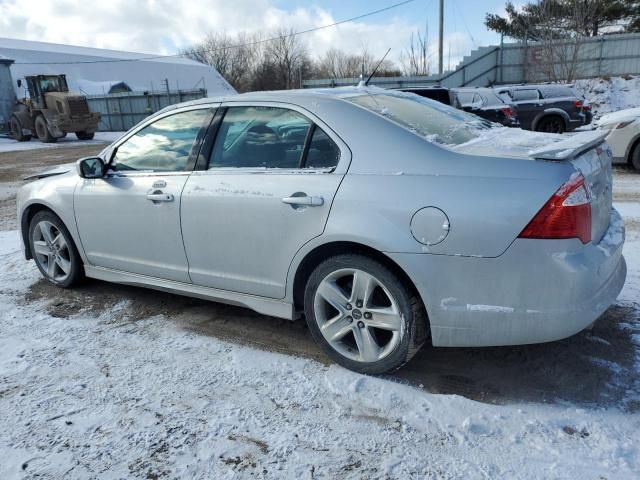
0,0,475,71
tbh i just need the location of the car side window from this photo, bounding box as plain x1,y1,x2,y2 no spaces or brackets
113,109,211,172
512,89,539,101
304,127,340,169
209,106,312,169
455,91,475,107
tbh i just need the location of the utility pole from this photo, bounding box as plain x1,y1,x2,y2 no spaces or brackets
438,0,444,76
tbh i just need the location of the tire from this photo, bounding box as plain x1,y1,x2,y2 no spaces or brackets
75,131,95,140
535,115,566,134
9,115,31,142
28,210,83,288
34,115,57,143
304,254,428,374
631,142,640,172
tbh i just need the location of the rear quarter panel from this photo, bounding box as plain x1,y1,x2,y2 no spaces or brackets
308,103,576,258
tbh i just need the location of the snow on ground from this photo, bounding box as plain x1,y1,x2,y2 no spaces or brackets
576,75,640,119
0,132,124,153
0,212,640,478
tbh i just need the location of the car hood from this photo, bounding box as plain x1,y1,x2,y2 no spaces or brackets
596,107,640,126
449,127,607,160
23,163,75,181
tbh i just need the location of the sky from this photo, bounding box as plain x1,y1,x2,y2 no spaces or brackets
0,0,511,72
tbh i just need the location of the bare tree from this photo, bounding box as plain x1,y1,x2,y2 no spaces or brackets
400,24,432,76
316,48,366,78
527,0,601,82
182,32,262,92
263,28,311,89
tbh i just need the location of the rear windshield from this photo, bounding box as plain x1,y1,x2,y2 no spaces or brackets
347,90,493,146
454,89,506,107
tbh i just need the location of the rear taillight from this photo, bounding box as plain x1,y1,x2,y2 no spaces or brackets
501,107,514,119
574,100,583,109
519,174,591,244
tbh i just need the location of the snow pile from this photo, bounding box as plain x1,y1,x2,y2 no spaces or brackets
575,75,640,119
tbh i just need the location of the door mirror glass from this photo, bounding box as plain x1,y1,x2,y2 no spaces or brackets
77,157,106,178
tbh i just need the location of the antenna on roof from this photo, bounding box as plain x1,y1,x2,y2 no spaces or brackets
357,48,391,88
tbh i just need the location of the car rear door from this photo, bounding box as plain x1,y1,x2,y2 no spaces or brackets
508,88,541,129
74,107,215,282
180,103,350,299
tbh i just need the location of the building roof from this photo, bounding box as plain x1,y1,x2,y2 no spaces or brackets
0,37,235,97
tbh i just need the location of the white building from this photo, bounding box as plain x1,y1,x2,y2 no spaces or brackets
0,37,235,98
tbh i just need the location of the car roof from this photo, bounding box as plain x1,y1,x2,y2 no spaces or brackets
155,86,401,115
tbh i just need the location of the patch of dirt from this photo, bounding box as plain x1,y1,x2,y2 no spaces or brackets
0,144,109,230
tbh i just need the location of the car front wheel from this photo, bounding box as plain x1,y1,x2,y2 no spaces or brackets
631,142,640,172
304,254,427,374
29,211,83,288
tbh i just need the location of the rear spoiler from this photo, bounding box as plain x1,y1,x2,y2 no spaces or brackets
528,131,608,161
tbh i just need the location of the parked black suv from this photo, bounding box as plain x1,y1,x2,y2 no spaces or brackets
397,86,519,127
494,84,592,133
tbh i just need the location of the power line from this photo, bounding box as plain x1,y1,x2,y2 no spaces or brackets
13,0,416,66
451,0,477,48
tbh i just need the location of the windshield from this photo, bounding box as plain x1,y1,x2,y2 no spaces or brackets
347,90,494,146
37,76,66,93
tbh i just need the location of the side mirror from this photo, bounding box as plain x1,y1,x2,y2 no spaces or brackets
17,79,21,88
77,157,106,179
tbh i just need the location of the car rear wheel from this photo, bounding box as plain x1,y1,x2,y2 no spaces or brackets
304,254,427,374
536,115,566,134
10,116,31,142
29,211,83,288
631,142,640,172
34,115,57,143
76,131,95,140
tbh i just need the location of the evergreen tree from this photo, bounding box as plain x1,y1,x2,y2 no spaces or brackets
486,0,640,41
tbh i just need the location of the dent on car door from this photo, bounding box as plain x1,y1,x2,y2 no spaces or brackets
181,105,347,299
74,108,214,282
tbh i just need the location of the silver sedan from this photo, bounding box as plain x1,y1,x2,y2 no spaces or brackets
17,87,626,374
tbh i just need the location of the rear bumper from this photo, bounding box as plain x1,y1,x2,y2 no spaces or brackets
388,208,626,347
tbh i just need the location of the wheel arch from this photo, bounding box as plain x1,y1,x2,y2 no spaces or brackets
625,134,640,166
21,203,64,260
290,240,428,322
533,110,569,131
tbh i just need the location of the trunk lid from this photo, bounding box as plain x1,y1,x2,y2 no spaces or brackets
453,128,613,244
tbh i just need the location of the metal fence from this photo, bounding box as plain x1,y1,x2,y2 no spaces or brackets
303,32,640,90
87,89,208,131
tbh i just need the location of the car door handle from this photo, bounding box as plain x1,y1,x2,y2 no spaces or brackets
282,195,324,206
146,192,174,202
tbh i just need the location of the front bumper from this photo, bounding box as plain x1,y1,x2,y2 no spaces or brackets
388,208,626,347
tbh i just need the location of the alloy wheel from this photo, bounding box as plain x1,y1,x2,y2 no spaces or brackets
313,268,403,363
32,220,72,282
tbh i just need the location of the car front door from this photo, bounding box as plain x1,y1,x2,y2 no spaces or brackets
180,104,349,299
74,107,214,282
